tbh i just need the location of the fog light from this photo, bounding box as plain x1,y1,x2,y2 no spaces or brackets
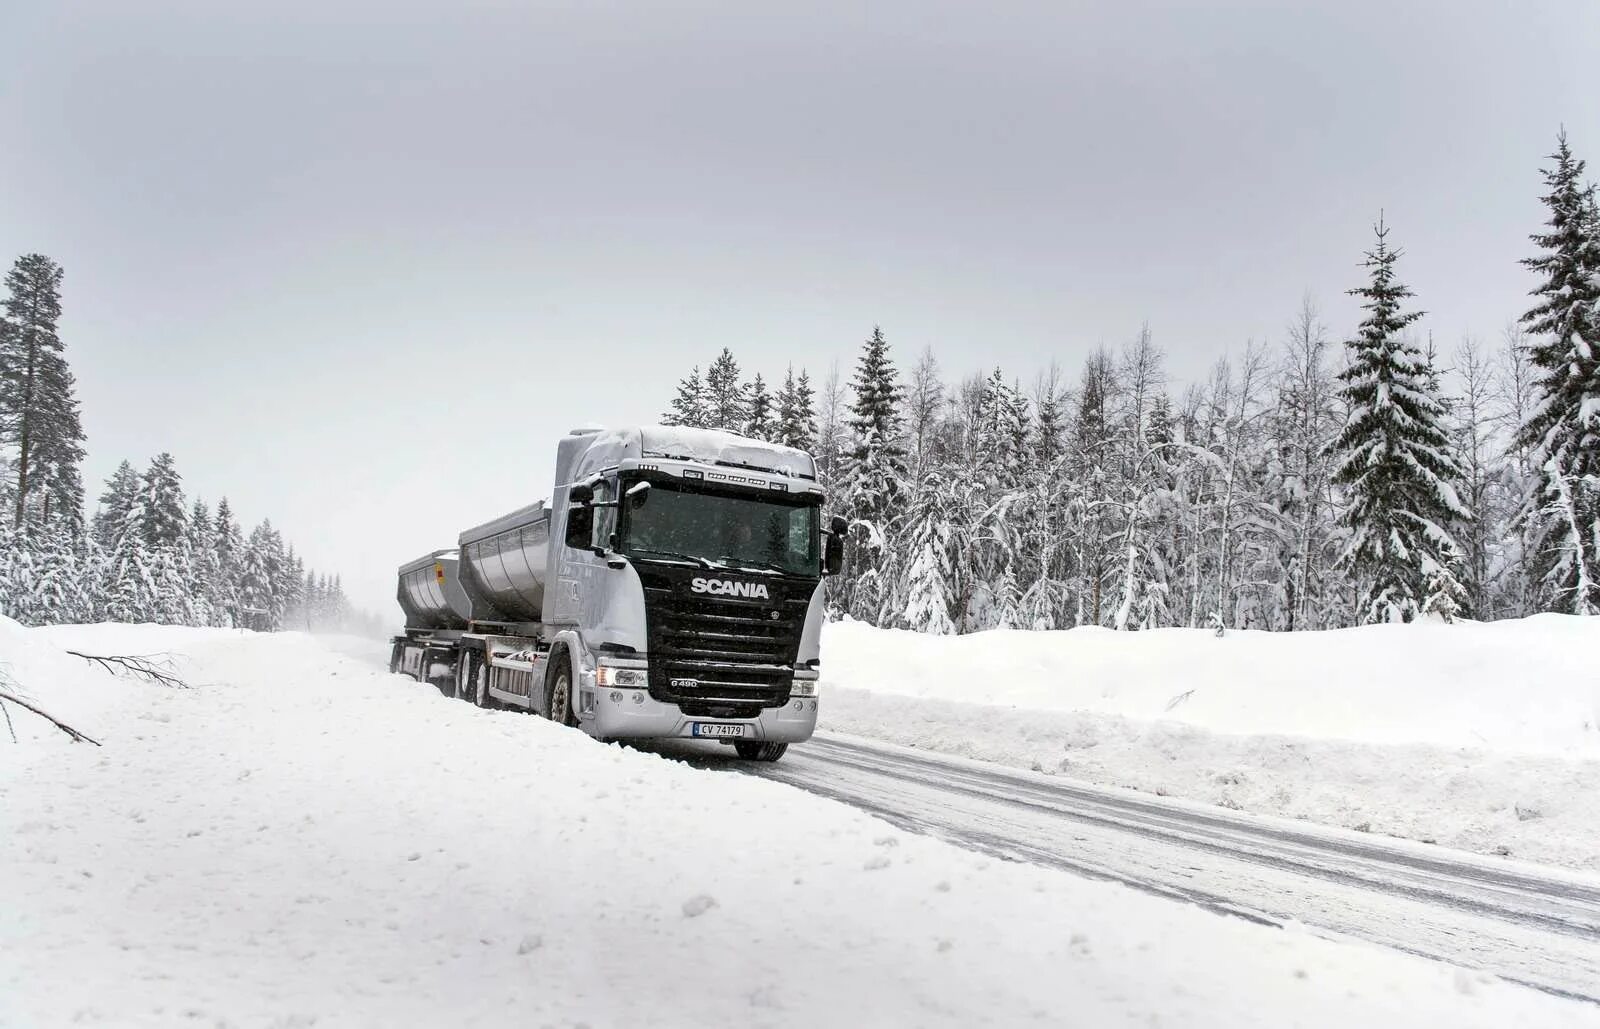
610,690,623,703
633,692,644,705
793,699,803,710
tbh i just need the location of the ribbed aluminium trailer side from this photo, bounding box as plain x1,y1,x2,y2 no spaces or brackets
456,501,552,624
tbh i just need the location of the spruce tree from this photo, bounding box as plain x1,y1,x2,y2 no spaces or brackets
842,326,908,622
704,348,747,431
94,461,142,549
0,254,86,531
188,499,222,626
239,522,283,630
213,497,244,623
745,372,773,441
897,472,957,634
1515,132,1600,614
139,453,189,550
663,366,709,428
1330,219,1470,623
790,369,816,451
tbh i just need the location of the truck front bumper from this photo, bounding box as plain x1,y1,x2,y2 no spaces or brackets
585,688,819,743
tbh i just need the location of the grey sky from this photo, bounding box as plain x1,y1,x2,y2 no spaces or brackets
3,1,1596,615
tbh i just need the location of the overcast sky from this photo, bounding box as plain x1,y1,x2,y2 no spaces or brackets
2,0,1597,615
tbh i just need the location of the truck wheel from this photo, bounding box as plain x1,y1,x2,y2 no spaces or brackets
389,642,403,675
734,741,788,762
454,651,474,702
474,660,494,709
545,656,578,727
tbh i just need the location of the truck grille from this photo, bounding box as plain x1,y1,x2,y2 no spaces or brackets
639,574,806,718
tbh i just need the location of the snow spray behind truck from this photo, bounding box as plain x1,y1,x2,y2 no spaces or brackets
389,425,844,762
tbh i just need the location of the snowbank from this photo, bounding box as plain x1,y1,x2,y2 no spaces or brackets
820,616,1600,869
4,624,1594,1027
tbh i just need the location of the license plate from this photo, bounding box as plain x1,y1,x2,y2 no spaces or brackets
691,722,747,738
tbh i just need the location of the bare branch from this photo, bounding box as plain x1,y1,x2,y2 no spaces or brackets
0,689,102,746
65,651,190,689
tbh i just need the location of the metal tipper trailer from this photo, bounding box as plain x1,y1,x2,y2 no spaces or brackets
388,424,845,762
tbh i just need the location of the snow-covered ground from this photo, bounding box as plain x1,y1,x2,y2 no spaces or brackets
4,619,1597,1027
820,615,1600,870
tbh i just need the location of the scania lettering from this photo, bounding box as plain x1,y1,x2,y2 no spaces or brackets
387,425,844,763
690,577,772,599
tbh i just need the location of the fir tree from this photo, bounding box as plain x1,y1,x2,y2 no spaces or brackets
774,368,816,452
139,453,189,550
93,461,142,550
704,348,747,431
240,521,286,630
188,499,222,626
0,254,86,531
214,497,244,623
1330,219,1470,623
745,372,773,441
897,472,957,634
1515,132,1600,614
663,366,709,428
841,326,908,622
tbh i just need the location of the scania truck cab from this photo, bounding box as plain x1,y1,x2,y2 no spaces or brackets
388,425,843,762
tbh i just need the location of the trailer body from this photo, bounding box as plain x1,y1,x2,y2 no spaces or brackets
388,425,838,759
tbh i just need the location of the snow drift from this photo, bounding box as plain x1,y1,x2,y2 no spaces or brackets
820,614,1600,869
3,622,1595,1027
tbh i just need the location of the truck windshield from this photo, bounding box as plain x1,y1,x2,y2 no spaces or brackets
622,481,820,576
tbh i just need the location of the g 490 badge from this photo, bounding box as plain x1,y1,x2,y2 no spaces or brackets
670,677,700,689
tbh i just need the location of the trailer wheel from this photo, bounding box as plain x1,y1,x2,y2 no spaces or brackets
545,655,578,727
389,641,404,675
734,741,788,762
454,651,475,702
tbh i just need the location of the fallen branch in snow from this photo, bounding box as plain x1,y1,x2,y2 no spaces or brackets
65,651,190,689
0,686,102,746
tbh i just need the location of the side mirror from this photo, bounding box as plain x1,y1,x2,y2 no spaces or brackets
824,533,844,576
626,481,651,507
569,482,594,505
829,515,848,537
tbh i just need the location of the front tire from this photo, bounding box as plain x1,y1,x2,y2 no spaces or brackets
474,659,494,709
734,741,787,762
545,657,578,727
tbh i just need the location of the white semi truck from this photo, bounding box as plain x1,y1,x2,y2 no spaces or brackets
389,425,844,762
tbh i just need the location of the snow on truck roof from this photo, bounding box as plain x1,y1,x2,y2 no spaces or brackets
570,424,817,483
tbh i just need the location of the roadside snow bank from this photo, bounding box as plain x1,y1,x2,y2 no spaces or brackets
820,616,1600,869
3,624,1593,1027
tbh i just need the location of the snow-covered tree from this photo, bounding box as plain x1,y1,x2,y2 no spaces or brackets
1515,132,1600,614
662,366,709,428
704,348,747,432
92,461,139,548
745,373,773,441
0,254,86,533
1330,219,1470,623
775,366,816,451
239,521,285,630
138,453,188,550
213,497,244,624
841,326,908,622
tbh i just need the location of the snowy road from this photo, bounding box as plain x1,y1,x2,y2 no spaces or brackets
656,732,1600,1003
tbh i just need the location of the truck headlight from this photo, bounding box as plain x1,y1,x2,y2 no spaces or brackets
790,679,817,697
596,666,647,688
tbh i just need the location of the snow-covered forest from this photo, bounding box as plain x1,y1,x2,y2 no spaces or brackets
0,254,368,633
662,134,1600,632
